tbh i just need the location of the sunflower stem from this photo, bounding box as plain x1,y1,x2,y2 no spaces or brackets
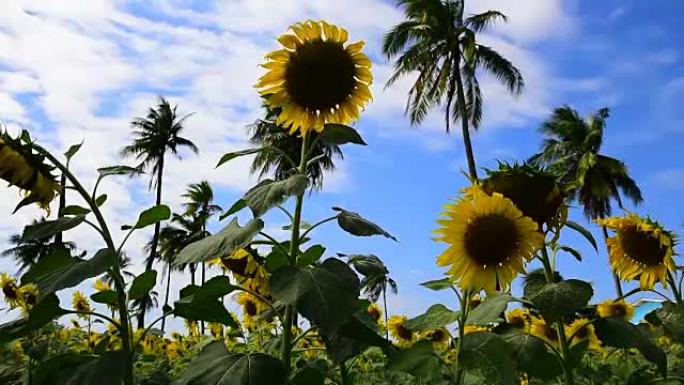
279,133,310,375
453,288,470,385
666,271,682,304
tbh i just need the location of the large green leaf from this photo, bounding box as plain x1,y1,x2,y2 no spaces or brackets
134,205,171,229
321,123,367,145
459,332,516,385
528,279,593,321
387,340,443,380
594,317,667,376
290,367,325,385
655,302,684,344
31,248,117,299
174,277,239,327
0,294,66,343
501,330,562,380
33,351,127,385
333,207,397,241
243,174,309,217
176,341,286,385
405,304,460,331
565,220,598,251
219,199,247,221
20,247,74,285
419,277,452,291
322,307,392,364
216,148,263,168
61,205,91,216
64,141,83,160
21,216,85,242
128,270,158,300
90,290,118,305
466,293,517,325
270,258,360,335
174,218,264,266
297,244,325,267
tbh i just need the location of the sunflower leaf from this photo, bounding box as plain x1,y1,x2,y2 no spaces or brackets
96,165,143,178
21,216,85,242
459,332,516,385
134,205,171,229
655,302,684,344
63,141,83,160
127,270,157,301
32,351,127,385
565,220,598,251
387,340,442,380
216,148,263,168
405,304,460,331
420,278,453,291
321,124,367,145
558,245,582,262
501,330,562,380
528,279,593,322
466,293,518,325
243,174,309,217
333,207,397,241
219,199,247,221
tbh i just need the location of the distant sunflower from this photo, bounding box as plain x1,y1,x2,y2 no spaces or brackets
565,318,601,351
596,299,634,321
462,325,489,335
506,308,532,331
435,186,544,293
0,130,60,212
387,315,414,348
18,283,38,311
596,213,676,290
367,303,382,323
235,292,266,330
257,20,373,136
72,291,92,319
215,248,270,296
530,317,559,347
93,279,111,292
420,328,451,350
1,272,21,309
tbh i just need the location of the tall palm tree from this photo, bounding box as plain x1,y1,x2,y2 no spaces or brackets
530,106,643,297
2,218,76,274
383,0,524,179
121,96,198,328
248,107,344,189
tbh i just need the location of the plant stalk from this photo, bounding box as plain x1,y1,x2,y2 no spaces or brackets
453,288,470,385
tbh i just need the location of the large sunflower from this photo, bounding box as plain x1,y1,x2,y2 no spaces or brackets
596,213,676,290
0,131,60,212
387,315,415,348
435,186,544,293
596,299,634,321
257,20,373,136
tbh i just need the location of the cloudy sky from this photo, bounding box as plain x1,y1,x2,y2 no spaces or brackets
0,0,683,330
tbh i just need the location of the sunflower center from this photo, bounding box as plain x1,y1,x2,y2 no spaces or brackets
2,284,18,299
368,308,381,322
543,325,558,341
222,257,249,277
245,300,258,316
464,214,519,267
574,325,588,339
396,323,413,341
285,39,357,111
619,227,667,267
509,316,526,328
609,304,626,318
429,329,446,342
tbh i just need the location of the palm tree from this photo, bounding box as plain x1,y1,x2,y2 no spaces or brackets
383,0,524,179
248,107,343,189
2,218,76,274
530,106,643,297
121,96,198,328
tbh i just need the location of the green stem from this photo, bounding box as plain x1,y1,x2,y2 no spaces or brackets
279,133,310,375
340,360,351,385
453,288,470,385
300,215,340,240
666,271,682,304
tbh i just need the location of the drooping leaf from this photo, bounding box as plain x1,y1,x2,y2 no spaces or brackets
216,148,263,168
466,293,518,325
459,332,516,385
64,141,83,160
21,216,85,242
387,340,443,380
565,220,598,251
95,194,108,206
61,205,91,216
405,304,460,331
174,218,264,266
594,317,667,376
97,165,142,178
32,248,117,299
243,174,309,217
21,247,74,285
420,277,452,291
176,341,287,385
134,205,171,229
501,330,562,380
219,199,247,221
128,270,158,300
655,302,684,344
333,207,397,241
0,294,66,343
343,254,389,277
173,276,239,327
90,290,118,305
33,351,127,385
297,245,326,267
528,279,593,321
323,307,392,364
321,123,367,145
558,245,582,262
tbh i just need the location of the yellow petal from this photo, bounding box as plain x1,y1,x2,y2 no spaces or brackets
265,49,291,62
320,20,334,40
277,34,300,50
355,67,373,83
353,53,372,68
337,27,349,43
346,41,365,55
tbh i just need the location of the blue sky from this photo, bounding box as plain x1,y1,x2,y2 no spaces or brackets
0,0,683,329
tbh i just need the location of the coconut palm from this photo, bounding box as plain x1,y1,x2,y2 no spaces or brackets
121,96,198,328
2,218,76,274
383,0,524,179
248,107,343,189
530,106,643,297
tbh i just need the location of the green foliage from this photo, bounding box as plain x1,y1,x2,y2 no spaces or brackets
459,332,516,385
405,304,460,331
420,277,452,291
174,218,264,265
466,293,517,325
243,174,309,217
21,216,85,242
173,277,238,327
134,205,171,229
594,317,667,376
33,351,127,385
320,124,367,146
501,330,562,380
387,340,443,380
333,207,397,241
216,148,263,168
528,279,593,321
655,302,684,344
128,270,158,301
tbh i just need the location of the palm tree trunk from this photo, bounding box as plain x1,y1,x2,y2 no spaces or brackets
190,263,196,286
382,288,389,340
138,155,165,329
453,58,478,180
161,263,172,333
601,225,623,298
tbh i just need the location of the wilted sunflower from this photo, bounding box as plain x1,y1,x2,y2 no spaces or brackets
1,272,21,309
72,291,92,318
435,186,544,293
257,20,373,136
506,308,532,331
530,317,559,347
420,328,451,350
474,163,566,231
565,318,601,351
387,315,414,348
596,213,676,290
596,299,634,321
367,303,382,323
0,130,60,212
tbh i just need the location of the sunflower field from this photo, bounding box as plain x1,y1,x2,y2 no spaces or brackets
1,4,684,385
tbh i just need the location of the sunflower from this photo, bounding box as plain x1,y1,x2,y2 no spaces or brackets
420,328,451,351
72,291,92,318
387,315,415,348
93,279,111,292
235,292,266,330
18,283,39,311
565,318,601,351
462,325,490,335
468,293,482,310
209,323,223,340
367,303,382,323
530,317,559,347
506,308,532,331
596,213,676,290
0,130,60,212
184,319,200,337
257,20,373,136
1,272,21,309
596,299,635,321
435,186,544,293
476,163,566,231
